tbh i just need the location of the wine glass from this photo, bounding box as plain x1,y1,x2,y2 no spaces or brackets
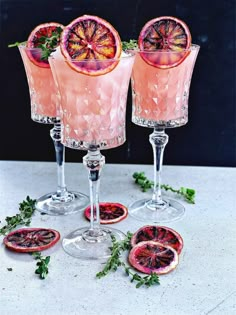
49,52,135,259
129,45,200,223
19,45,89,215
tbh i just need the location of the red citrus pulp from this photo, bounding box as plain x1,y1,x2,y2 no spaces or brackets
129,241,179,275
138,16,192,69
131,225,183,254
84,202,128,224
3,228,60,252
60,15,122,75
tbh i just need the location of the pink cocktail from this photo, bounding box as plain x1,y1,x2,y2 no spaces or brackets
132,45,199,127
19,45,89,215
19,46,59,123
50,54,134,150
49,52,135,259
129,45,200,223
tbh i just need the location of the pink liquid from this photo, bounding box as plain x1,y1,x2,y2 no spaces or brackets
50,54,135,149
131,45,199,127
19,46,59,122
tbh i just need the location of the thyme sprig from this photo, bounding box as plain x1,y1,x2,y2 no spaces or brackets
8,26,63,60
36,26,63,60
32,252,50,279
122,39,138,51
133,172,196,204
96,233,132,277
0,196,36,236
96,233,160,288
123,266,160,288
8,41,26,47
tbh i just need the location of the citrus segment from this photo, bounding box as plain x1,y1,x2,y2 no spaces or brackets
131,225,183,254
60,15,122,75
138,16,191,69
84,202,128,224
26,22,64,68
129,241,179,274
3,228,60,253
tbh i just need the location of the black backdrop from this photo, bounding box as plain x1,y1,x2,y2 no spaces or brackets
1,0,235,166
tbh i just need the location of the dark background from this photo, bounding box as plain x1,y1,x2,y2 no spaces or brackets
0,0,235,166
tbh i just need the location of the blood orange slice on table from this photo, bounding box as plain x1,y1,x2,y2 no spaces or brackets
129,241,178,275
138,16,191,69
60,15,122,75
131,225,183,254
26,22,64,68
3,228,60,253
84,202,128,224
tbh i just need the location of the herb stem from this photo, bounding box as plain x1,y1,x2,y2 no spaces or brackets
133,172,196,204
96,232,160,288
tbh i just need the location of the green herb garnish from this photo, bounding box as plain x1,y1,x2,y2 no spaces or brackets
8,26,63,60
122,39,138,51
133,172,196,204
37,26,63,60
8,41,27,48
32,252,50,280
96,233,160,288
96,233,131,277
0,196,36,236
123,267,160,288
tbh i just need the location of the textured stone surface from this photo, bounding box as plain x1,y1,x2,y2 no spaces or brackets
0,161,235,315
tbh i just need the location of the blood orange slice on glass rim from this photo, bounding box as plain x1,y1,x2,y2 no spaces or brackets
3,228,60,253
131,225,183,254
129,241,179,275
26,22,64,68
84,202,128,224
138,16,192,69
60,15,122,76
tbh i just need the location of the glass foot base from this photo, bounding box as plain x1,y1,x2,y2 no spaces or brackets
36,191,89,216
129,198,185,223
62,226,125,260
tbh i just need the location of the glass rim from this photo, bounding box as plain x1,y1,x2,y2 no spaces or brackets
49,52,136,63
135,44,200,54
19,43,199,61
19,44,136,62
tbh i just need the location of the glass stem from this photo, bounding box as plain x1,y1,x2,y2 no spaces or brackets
50,123,68,198
83,149,105,236
149,128,169,208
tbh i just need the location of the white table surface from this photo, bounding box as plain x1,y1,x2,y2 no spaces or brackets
0,161,235,315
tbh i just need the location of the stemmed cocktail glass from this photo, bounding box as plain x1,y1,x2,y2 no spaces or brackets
49,52,135,259
129,45,200,223
19,45,89,215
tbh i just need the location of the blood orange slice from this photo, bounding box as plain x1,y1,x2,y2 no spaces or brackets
84,202,128,224
3,228,60,253
26,22,64,68
129,241,178,275
138,16,191,69
60,15,122,75
131,225,183,254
